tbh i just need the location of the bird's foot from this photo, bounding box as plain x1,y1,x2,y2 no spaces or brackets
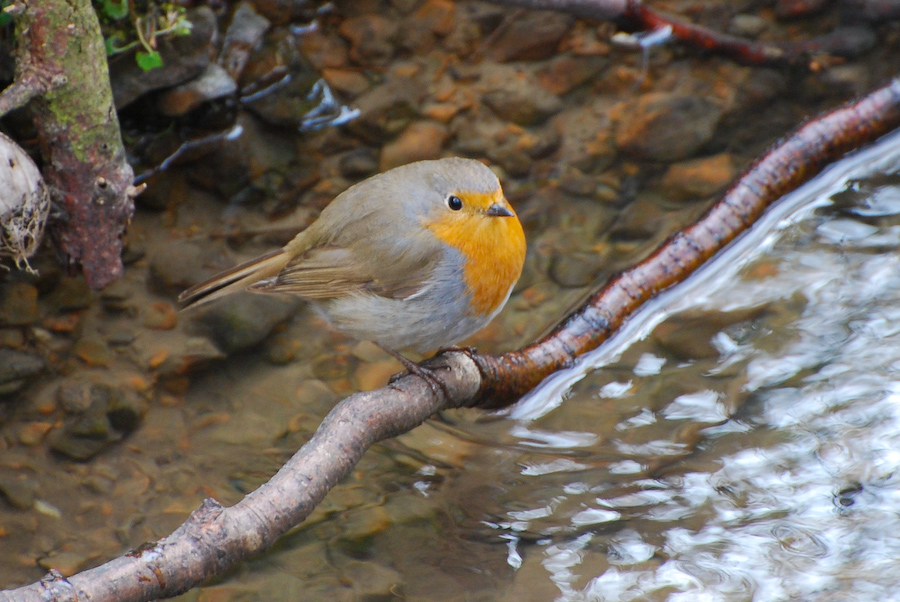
378,344,453,399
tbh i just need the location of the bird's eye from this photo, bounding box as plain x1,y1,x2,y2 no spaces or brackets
446,195,463,211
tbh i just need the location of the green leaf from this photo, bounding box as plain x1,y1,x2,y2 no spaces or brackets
100,0,129,20
135,50,163,71
104,34,120,56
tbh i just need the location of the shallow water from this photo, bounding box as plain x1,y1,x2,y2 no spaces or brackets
168,125,900,602
4,3,900,598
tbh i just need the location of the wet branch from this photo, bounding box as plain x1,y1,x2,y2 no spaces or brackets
4,72,900,602
475,75,900,407
487,0,876,67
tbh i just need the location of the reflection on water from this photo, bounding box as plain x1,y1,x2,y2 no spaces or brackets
180,139,900,601
460,131,900,601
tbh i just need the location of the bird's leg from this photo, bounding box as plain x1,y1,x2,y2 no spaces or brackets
377,343,453,400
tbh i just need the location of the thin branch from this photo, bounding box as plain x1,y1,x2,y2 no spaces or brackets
474,75,900,407
4,72,900,602
0,71,55,115
486,0,876,68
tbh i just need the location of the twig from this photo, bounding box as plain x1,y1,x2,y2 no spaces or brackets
486,0,876,68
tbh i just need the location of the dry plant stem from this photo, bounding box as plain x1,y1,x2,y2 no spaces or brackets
473,75,900,408
11,0,136,289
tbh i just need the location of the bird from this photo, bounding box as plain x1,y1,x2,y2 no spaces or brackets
178,157,527,388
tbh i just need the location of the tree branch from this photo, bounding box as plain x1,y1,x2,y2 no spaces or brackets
8,0,136,289
4,70,900,602
486,0,877,67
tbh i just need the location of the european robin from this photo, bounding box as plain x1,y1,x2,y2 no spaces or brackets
179,158,526,373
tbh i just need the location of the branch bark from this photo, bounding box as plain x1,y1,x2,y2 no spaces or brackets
4,72,900,602
2,0,137,289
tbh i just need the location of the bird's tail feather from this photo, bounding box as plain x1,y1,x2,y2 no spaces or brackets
177,248,291,308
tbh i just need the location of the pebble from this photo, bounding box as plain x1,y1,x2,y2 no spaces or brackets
422,102,459,123
345,79,425,144
74,337,112,367
730,14,769,38
558,165,599,197
654,307,764,360
157,63,238,117
41,312,82,334
57,379,93,413
0,472,37,509
189,293,300,355
379,121,449,171
0,349,45,396
321,68,370,98
609,196,667,241
0,282,38,326
549,250,609,288
49,383,146,461
37,551,89,576
553,101,617,172
149,240,225,292
413,0,457,36
487,10,573,62
219,2,271,81
299,30,350,72
340,560,404,601
338,148,379,178
481,64,564,126
400,0,457,52
99,279,134,313
264,332,301,364
537,56,609,96
18,422,52,446
339,14,399,65
338,506,393,543
49,418,113,461
240,65,324,129
661,153,737,202
105,390,148,434
615,93,724,162
294,379,338,411
45,276,92,312
143,301,179,331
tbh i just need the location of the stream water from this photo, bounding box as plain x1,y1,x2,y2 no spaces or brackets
3,3,900,600
170,122,900,602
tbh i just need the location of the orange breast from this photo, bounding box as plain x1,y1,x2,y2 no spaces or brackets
427,207,526,316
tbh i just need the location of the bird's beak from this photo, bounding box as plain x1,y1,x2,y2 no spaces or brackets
484,203,514,217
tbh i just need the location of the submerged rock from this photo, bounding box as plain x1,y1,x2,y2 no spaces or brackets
481,64,563,126
0,349,45,396
486,10,573,62
189,292,300,354
110,7,218,109
49,383,147,461
615,93,724,162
